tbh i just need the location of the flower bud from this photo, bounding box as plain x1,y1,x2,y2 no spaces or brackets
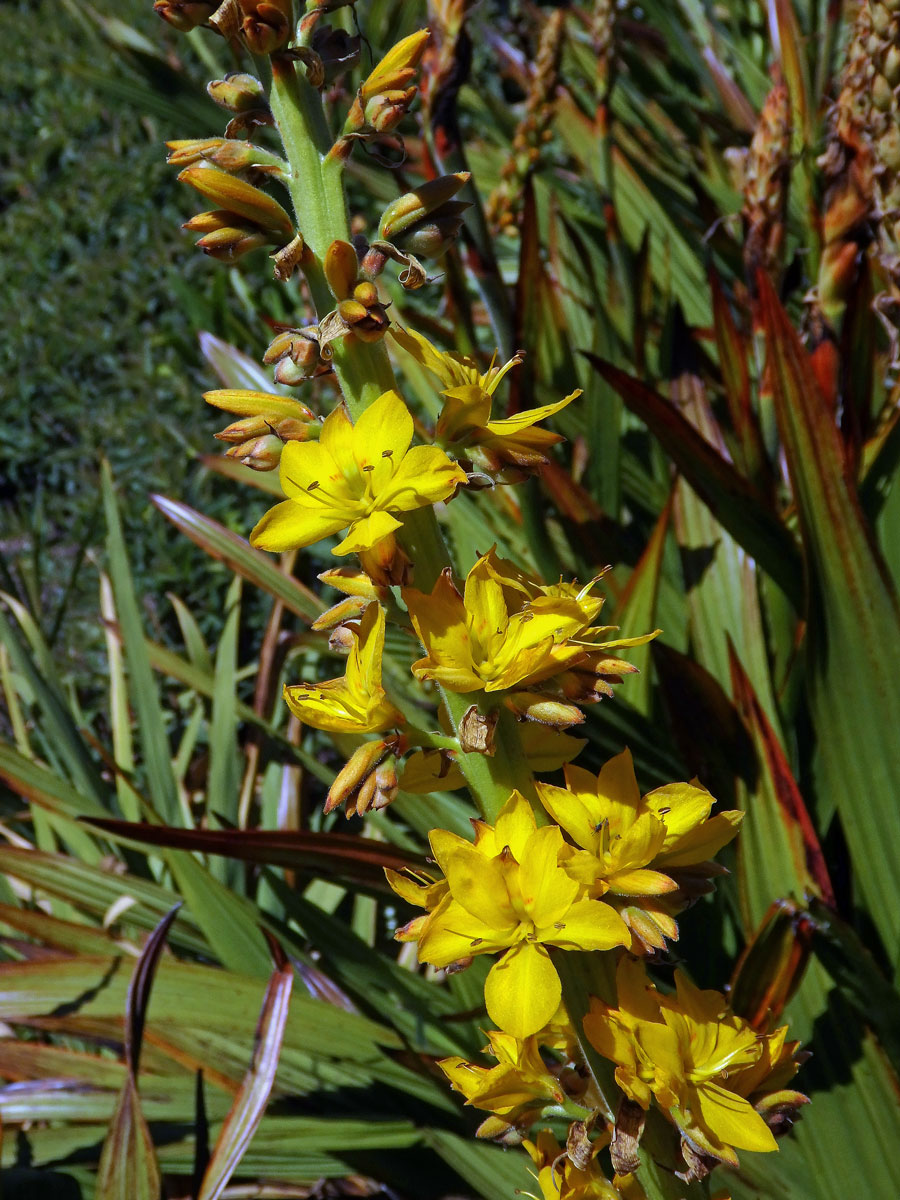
195,225,271,260
326,739,389,814
274,358,312,385
215,414,274,443
207,72,267,112
358,536,410,587
274,416,313,440
263,328,319,369
364,88,417,134
178,166,293,236
324,238,360,299
168,138,284,176
182,209,235,233
378,173,470,241
204,388,315,422
504,692,584,729
352,280,380,308
396,208,467,260
317,567,382,600
328,622,357,653
166,138,228,167
360,30,430,102
225,433,283,469
311,595,369,632
326,737,401,816
154,0,218,31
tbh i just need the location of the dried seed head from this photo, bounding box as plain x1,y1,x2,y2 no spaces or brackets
487,9,565,232
742,81,792,283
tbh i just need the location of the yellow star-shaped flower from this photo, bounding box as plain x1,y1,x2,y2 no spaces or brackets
250,389,466,557
282,602,402,733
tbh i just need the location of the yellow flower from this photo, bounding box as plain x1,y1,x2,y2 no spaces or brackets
439,1029,566,1137
584,959,794,1169
282,603,402,733
523,1129,621,1200
403,553,595,696
536,749,742,950
388,791,628,1037
250,389,466,558
391,326,578,469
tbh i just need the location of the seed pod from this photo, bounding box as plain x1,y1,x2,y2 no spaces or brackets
742,81,792,285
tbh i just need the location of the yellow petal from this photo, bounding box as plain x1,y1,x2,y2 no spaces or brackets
493,790,538,860
398,750,466,793
596,748,642,810
405,570,479,689
377,444,467,510
343,602,385,694
655,811,743,868
390,325,471,388
524,727,587,771
485,388,579,435
429,826,475,876
418,896,509,966
544,897,629,951
279,439,338,496
537,780,603,851
436,386,493,439
484,942,561,1038
443,843,519,931
518,827,579,927
352,389,414,485
282,682,361,732
332,510,403,555
410,661,485,691
250,499,346,552
694,1082,778,1153
319,401,356,465
464,555,510,660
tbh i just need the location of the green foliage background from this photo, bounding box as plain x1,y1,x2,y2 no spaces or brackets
3,0,900,1197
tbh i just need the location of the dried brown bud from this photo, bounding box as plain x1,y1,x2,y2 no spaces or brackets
458,705,498,755
238,0,293,54
154,0,218,31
